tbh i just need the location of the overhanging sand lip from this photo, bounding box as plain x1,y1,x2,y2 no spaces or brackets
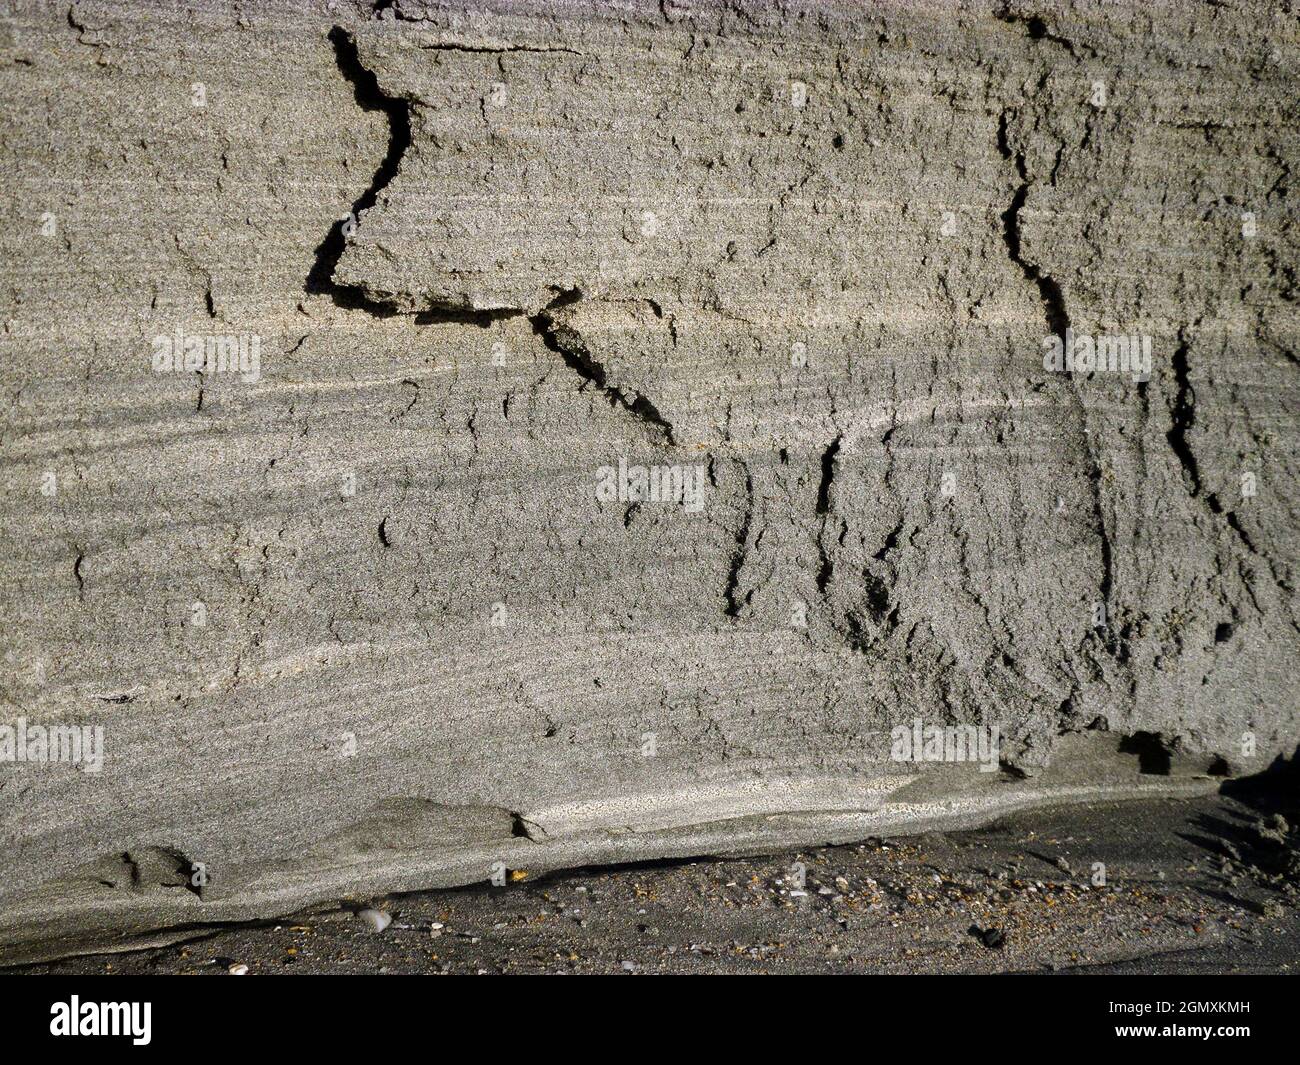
521,773,913,838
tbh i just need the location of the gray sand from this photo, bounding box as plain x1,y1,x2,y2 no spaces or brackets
0,0,1296,962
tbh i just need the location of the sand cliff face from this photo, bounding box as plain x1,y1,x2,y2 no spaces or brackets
0,0,1296,961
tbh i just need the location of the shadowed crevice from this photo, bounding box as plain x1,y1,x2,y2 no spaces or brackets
722,459,754,618
529,292,677,446
815,436,840,593
306,26,412,312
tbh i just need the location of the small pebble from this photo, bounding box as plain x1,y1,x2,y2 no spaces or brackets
969,924,1005,949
